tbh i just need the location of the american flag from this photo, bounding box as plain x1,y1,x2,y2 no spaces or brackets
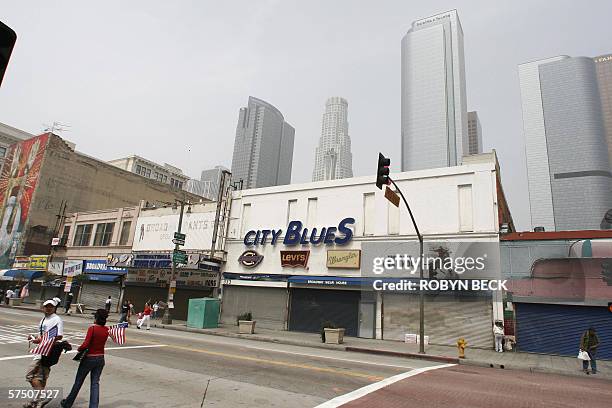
108,322,128,345
30,325,58,356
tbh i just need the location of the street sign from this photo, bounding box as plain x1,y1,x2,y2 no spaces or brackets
174,232,186,240
173,250,187,264
172,238,185,246
385,185,400,207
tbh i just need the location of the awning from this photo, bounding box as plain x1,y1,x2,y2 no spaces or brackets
2,269,44,280
85,274,121,282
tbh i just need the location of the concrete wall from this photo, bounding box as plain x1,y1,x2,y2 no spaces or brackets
20,134,203,257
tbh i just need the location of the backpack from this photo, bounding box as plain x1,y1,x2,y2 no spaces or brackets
41,341,72,368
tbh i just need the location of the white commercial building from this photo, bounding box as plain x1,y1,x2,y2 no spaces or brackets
401,9,468,172
312,97,353,181
108,155,190,191
221,152,512,347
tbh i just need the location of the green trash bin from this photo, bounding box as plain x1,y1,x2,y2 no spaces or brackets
187,298,220,329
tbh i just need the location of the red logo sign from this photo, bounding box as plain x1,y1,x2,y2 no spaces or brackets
280,250,310,268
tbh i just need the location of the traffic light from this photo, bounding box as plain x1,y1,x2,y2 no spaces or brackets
376,153,390,190
0,21,17,87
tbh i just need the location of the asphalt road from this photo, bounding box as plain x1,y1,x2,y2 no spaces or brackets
0,308,437,408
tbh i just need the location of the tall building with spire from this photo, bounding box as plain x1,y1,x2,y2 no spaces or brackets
231,97,295,189
312,97,353,181
401,9,468,171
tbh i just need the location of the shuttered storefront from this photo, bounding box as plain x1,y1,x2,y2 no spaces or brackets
79,281,122,312
289,288,360,336
383,293,494,347
220,286,288,330
515,303,612,359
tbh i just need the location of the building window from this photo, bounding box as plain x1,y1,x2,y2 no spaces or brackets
93,222,115,246
61,225,70,244
0,146,6,158
73,224,93,246
119,221,132,245
136,165,142,175
363,193,375,235
145,168,151,178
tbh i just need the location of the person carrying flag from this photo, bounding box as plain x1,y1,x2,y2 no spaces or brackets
25,299,64,408
61,309,110,408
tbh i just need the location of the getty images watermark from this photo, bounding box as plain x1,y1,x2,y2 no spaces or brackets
362,241,507,292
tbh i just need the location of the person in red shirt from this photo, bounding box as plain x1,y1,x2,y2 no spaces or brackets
137,303,152,330
61,309,109,408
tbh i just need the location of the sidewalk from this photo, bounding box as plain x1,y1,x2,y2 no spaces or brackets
6,304,611,380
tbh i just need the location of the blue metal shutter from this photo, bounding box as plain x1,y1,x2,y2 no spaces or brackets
515,303,612,360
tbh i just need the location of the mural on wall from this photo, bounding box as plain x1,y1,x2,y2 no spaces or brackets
0,134,49,268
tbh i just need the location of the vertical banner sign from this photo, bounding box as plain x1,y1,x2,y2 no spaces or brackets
64,277,73,293
0,134,50,268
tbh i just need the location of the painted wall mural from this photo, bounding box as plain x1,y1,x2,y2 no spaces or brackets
0,134,49,268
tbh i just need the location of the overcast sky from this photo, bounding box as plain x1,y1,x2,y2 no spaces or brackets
1,1,611,230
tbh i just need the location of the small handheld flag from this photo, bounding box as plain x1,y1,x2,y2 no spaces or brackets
109,322,128,345
30,325,58,356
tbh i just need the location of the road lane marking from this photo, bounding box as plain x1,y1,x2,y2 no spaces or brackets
132,338,385,382
314,363,456,407
0,344,167,361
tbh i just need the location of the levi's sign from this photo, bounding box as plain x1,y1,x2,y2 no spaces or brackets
244,217,355,246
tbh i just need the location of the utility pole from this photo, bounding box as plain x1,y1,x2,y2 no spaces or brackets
161,198,187,325
377,153,426,354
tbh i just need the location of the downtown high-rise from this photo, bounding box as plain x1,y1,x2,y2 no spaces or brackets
594,53,612,169
467,111,483,155
519,56,612,231
231,97,295,189
312,97,353,181
401,9,468,171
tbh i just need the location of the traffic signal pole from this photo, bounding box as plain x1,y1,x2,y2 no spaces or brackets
162,199,185,325
388,177,425,354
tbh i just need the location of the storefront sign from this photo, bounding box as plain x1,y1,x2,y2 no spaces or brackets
287,275,364,286
133,211,216,251
238,250,264,268
64,276,73,293
29,255,49,270
244,218,355,247
107,253,134,267
83,259,127,274
48,261,64,275
327,250,361,269
12,256,29,269
223,272,289,282
280,251,310,268
63,260,83,277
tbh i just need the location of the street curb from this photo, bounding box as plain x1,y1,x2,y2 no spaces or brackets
150,322,346,352
458,358,612,380
345,346,460,364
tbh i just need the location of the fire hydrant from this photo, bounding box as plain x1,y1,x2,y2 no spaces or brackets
457,338,467,359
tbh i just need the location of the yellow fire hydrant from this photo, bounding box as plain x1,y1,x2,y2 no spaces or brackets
457,338,467,359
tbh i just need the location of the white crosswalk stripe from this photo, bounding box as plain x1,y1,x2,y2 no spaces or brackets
0,324,86,345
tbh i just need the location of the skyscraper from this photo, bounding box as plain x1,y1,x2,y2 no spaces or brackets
467,111,482,155
401,9,468,171
594,54,612,169
231,97,295,189
519,56,612,231
312,97,353,181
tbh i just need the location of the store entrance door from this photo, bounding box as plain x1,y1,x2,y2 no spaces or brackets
358,301,375,338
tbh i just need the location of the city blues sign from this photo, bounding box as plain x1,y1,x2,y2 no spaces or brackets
243,218,355,246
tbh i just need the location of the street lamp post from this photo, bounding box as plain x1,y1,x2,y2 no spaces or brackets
389,178,425,354
161,199,186,325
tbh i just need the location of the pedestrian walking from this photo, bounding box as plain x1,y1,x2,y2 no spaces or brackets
64,293,74,314
61,309,110,408
5,288,14,304
137,303,152,330
493,321,504,353
127,300,134,325
24,299,64,408
104,296,111,313
152,301,159,320
580,327,600,374
119,300,129,323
